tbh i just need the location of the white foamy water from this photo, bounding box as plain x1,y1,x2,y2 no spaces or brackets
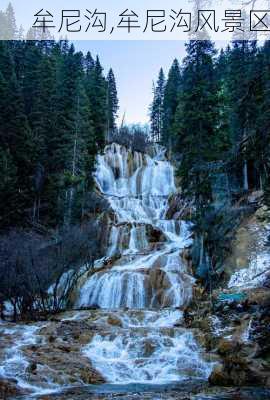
119,309,183,328
77,143,193,309
0,323,60,395
83,329,210,384
77,143,212,384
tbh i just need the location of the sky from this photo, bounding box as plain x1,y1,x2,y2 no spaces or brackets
0,0,254,124
76,41,226,125
76,41,187,125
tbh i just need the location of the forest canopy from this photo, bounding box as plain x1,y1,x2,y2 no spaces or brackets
150,40,270,206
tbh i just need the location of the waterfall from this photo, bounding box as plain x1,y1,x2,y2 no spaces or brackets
77,143,193,309
76,142,212,384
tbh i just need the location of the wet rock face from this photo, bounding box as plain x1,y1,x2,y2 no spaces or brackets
107,315,123,327
146,224,166,243
217,338,241,355
0,378,27,399
224,204,270,289
21,320,106,387
185,282,270,389
249,306,270,357
148,268,171,292
209,351,266,387
165,194,195,221
212,336,267,386
105,223,166,258
197,202,270,389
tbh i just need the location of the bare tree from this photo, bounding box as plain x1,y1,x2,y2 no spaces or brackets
0,219,103,321
110,124,150,153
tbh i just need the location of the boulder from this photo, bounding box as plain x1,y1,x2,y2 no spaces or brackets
107,315,123,327
209,363,230,386
142,339,156,357
0,378,26,399
146,225,166,243
209,356,264,387
148,269,171,293
20,318,107,387
80,367,106,384
165,194,195,220
78,333,93,345
217,338,241,355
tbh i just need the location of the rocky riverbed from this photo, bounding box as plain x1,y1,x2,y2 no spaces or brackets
1,281,270,400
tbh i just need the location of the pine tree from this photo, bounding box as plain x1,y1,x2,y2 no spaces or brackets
5,3,17,39
214,47,231,155
84,51,95,74
21,42,43,116
29,54,56,166
174,41,220,205
0,41,14,79
0,42,35,226
162,59,181,147
0,12,7,39
150,68,165,142
47,45,96,224
255,41,270,202
85,55,107,150
0,148,18,227
106,68,119,138
0,39,117,228
0,43,33,178
226,41,258,191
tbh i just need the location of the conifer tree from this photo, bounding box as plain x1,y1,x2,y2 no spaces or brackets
0,148,18,227
174,41,220,204
84,51,95,74
255,41,270,202
22,42,43,116
0,39,112,228
106,68,119,138
5,3,17,39
162,59,181,147
150,68,165,142
226,41,258,190
85,56,107,149
214,47,231,155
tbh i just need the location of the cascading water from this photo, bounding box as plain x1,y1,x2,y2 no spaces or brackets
77,143,212,384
